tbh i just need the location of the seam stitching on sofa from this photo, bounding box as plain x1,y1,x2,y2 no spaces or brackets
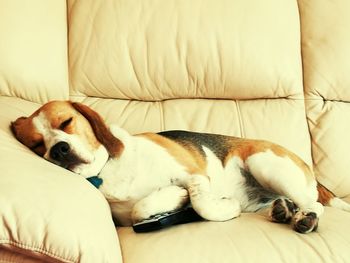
69,95,335,102
235,100,245,137
0,240,76,263
158,101,165,130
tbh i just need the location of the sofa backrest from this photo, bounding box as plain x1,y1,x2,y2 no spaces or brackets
0,0,69,103
67,0,312,167
68,0,303,101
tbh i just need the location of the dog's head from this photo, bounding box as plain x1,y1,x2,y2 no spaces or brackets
11,101,124,178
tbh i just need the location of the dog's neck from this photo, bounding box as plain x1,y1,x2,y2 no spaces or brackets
86,126,131,188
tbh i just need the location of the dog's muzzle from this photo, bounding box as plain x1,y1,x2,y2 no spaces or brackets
50,141,71,162
49,141,87,169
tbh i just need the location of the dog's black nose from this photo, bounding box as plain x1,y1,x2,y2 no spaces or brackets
50,142,71,161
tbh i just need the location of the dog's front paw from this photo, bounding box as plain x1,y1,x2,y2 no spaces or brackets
131,211,148,224
131,186,190,224
131,203,153,224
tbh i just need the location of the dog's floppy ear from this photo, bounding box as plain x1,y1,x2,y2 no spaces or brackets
71,102,124,158
11,117,28,139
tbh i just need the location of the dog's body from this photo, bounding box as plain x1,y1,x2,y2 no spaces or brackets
11,101,350,233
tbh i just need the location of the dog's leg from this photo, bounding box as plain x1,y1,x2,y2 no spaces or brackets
245,151,324,233
131,186,189,224
187,174,241,221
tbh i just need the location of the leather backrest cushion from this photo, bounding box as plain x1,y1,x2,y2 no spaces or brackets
0,0,69,103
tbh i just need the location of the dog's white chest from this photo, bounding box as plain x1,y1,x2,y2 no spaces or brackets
98,136,188,203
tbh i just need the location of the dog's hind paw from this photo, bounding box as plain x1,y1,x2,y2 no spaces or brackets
270,198,298,224
292,211,319,234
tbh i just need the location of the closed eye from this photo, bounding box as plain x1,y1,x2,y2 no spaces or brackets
59,117,73,130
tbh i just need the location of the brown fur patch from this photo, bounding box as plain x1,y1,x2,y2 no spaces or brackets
317,183,335,205
72,102,124,158
11,116,46,156
41,101,102,151
139,133,207,175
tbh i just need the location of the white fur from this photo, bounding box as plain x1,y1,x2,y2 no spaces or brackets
185,147,242,221
245,150,324,217
71,145,109,178
187,173,241,221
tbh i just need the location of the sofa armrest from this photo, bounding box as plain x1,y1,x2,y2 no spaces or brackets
0,97,122,263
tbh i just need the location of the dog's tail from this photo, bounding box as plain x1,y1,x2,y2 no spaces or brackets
317,183,350,212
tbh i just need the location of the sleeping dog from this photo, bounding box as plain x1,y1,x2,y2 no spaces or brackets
11,100,350,233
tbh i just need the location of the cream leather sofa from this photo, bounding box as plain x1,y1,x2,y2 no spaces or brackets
1,0,350,262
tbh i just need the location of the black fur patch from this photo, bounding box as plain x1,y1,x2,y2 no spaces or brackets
158,130,232,163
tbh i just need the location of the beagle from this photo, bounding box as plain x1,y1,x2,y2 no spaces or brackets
11,101,350,233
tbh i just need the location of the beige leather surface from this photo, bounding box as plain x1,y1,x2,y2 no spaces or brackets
0,248,60,263
300,0,350,197
68,0,302,100
117,207,350,263
300,0,350,101
0,1,69,103
0,248,43,263
307,100,350,197
0,97,122,262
